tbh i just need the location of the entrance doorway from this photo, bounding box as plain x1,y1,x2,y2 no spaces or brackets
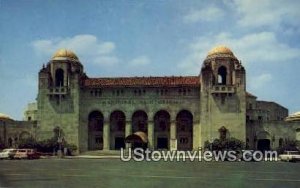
257,139,270,151
157,137,168,149
115,137,125,150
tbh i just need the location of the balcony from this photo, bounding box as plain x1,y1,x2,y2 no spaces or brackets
211,85,235,93
48,86,69,95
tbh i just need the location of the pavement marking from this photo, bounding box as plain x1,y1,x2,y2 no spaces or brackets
254,178,300,182
123,174,300,182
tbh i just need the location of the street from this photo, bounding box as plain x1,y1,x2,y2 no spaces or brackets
0,159,300,188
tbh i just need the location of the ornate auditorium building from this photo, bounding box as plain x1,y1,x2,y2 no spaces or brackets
1,46,300,153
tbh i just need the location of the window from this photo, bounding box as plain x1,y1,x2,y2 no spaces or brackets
217,66,227,85
55,68,64,87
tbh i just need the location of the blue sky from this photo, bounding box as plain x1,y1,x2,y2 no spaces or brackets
0,0,300,119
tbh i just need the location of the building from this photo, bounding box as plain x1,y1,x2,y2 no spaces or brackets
1,46,299,153
0,113,36,148
23,102,38,121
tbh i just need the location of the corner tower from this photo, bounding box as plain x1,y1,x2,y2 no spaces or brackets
37,49,85,150
200,45,246,146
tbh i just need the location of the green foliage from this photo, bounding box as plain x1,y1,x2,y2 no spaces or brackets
204,137,245,151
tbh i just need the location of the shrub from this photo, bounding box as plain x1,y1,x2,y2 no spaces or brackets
204,137,245,151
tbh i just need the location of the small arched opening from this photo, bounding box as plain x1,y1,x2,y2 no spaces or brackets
217,66,227,85
55,68,64,87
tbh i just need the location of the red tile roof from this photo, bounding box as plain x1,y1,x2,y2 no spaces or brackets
84,76,200,88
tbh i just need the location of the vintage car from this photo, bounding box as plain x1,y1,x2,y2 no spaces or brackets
279,151,300,162
0,148,17,159
14,149,40,159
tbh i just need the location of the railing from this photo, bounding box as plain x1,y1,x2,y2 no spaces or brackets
211,85,235,93
48,86,69,95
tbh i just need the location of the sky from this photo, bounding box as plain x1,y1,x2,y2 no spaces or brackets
0,0,300,120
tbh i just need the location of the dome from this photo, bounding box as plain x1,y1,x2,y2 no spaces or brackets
52,49,79,61
285,111,300,122
0,113,12,121
207,45,235,58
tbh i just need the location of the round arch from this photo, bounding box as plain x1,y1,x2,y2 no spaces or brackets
132,110,148,134
176,110,193,150
217,66,227,85
154,110,170,150
55,68,64,87
88,110,104,150
256,131,271,151
19,131,31,141
110,110,126,150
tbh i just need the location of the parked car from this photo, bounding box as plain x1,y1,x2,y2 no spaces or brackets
0,149,17,159
14,149,40,159
279,151,300,162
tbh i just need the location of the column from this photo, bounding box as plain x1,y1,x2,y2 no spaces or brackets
170,120,177,150
125,121,132,137
147,121,154,149
103,121,110,150
125,121,132,149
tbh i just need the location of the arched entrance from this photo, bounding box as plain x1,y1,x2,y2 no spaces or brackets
256,131,271,151
218,66,227,85
154,110,170,149
19,131,31,141
176,110,193,150
110,110,125,150
132,110,148,133
88,111,103,150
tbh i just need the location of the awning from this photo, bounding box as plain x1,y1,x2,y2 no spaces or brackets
125,131,148,143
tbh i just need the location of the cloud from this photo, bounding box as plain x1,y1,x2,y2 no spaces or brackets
128,56,150,66
232,0,300,29
183,6,224,23
249,73,272,90
32,34,118,66
178,31,300,74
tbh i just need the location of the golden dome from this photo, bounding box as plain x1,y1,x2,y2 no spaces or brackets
285,111,300,122
52,49,79,61
207,45,235,58
0,113,12,121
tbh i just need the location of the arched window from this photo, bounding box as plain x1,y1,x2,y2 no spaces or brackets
55,68,64,87
218,66,227,85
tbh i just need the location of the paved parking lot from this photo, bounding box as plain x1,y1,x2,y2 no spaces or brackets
0,159,300,188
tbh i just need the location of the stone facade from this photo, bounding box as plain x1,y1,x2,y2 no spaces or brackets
0,115,36,148
1,46,300,153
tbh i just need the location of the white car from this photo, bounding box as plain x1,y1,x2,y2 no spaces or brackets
0,148,17,159
279,151,300,162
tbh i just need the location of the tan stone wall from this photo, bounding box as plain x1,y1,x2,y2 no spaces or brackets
78,87,200,152
247,121,300,150
0,119,35,148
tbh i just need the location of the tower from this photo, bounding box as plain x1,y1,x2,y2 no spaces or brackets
200,45,246,147
37,49,85,150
